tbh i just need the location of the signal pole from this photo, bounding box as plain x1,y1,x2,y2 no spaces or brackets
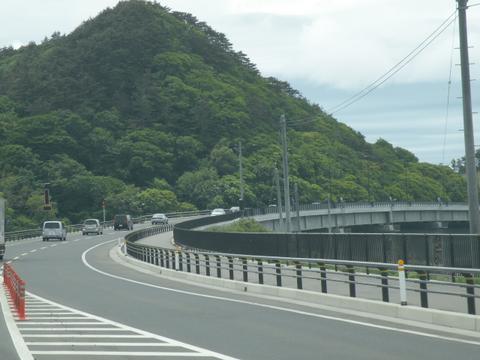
457,0,480,234
294,182,300,232
238,141,244,210
280,114,292,232
274,167,284,231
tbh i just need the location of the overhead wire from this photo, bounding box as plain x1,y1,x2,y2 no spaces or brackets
441,12,458,166
327,10,457,115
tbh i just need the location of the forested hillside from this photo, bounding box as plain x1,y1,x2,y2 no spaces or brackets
0,0,466,230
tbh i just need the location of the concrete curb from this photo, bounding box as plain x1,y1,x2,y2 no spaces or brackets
114,246,480,333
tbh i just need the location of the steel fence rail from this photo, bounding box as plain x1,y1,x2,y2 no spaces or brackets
125,225,480,316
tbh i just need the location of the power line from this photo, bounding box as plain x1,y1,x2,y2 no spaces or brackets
441,13,457,165
328,11,457,115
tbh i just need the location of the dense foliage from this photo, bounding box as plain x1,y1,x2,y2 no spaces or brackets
0,0,466,230
208,219,270,233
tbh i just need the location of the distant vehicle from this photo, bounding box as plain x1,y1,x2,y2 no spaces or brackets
82,219,103,235
151,213,168,225
42,221,67,242
210,208,226,216
114,214,133,231
229,206,240,213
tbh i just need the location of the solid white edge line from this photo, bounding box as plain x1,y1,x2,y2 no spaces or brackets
0,286,34,360
26,291,238,360
83,239,480,348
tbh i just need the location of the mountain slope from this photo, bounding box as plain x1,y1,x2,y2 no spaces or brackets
0,0,466,229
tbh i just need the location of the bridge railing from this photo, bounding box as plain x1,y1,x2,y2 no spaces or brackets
173,214,480,268
124,226,480,315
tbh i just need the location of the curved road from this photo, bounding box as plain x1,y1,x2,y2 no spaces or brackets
1,226,479,359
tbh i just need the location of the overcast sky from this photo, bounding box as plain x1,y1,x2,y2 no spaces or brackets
2,0,480,164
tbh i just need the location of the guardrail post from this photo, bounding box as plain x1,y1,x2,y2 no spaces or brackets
165,250,170,269
318,263,327,293
347,265,356,297
464,273,476,315
257,260,264,284
171,251,176,270
159,249,165,267
205,255,210,276
379,268,389,302
18,280,25,321
186,253,191,273
295,262,303,290
154,248,159,266
228,257,234,280
194,254,200,274
418,271,428,308
216,256,221,278
242,258,248,282
398,260,408,305
275,261,282,287
177,251,183,271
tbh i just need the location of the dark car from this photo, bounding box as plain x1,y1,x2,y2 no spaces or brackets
114,214,133,231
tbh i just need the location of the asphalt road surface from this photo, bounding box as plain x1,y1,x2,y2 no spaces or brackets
1,225,479,359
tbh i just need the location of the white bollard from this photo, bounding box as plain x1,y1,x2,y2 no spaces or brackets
398,259,407,306
175,251,180,270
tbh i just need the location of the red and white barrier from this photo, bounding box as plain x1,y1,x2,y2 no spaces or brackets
3,264,26,320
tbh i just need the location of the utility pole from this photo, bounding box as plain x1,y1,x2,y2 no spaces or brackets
458,0,480,235
274,167,284,231
294,182,300,232
102,199,106,224
238,141,245,210
280,114,292,232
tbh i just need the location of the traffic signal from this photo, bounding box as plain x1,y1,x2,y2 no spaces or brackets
43,189,51,211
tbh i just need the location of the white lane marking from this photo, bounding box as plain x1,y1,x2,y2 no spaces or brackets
83,240,480,348
18,322,104,325
26,342,172,346
6,261,12,264
20,328,127,331
30,351,207,357
21,253,28,256
40,247,47,250
27,292,237,360
0,286,34,360
22,316,86,319
29,250,36,253
13,256,19,260
22,334,146,338
50,244,57,247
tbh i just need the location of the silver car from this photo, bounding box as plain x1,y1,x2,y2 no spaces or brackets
82,219,103,235
42,221,67,242
151,213,168,225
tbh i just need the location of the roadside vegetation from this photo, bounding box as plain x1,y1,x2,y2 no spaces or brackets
208,219,270,233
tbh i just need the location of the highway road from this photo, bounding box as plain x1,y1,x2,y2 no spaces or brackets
1,225,480,359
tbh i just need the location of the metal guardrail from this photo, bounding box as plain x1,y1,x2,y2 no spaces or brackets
4,210,210,242
125,225,480,315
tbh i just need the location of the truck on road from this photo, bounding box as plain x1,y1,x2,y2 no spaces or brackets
0,199,5,260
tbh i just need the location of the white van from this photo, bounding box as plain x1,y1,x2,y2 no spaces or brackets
82,219,103,235
42,221,67,242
